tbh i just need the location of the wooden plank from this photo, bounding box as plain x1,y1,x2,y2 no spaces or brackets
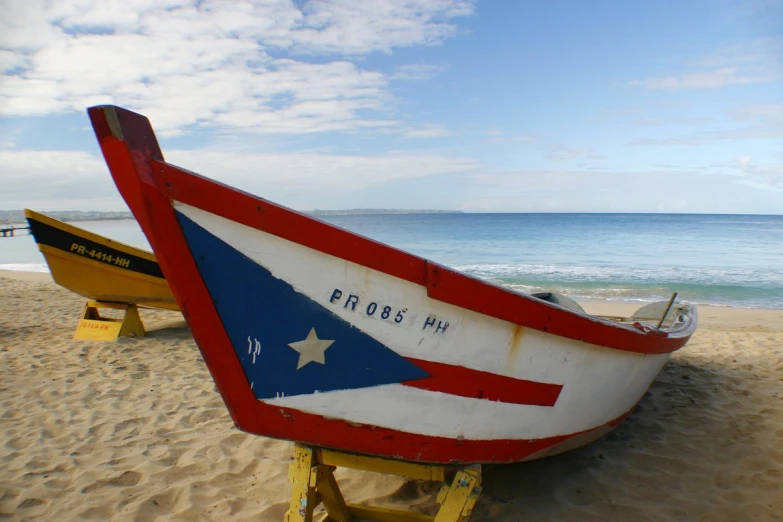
285,445,481,521
285,446,320,522
318,448,446,481
315,467,351,522
346,504,433,522
458,486,481,522
74,302,145,340
434,468,481,522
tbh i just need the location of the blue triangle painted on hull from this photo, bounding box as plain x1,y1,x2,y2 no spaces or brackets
176,211,429,400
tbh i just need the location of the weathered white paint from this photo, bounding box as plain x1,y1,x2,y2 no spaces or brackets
175,203,672,441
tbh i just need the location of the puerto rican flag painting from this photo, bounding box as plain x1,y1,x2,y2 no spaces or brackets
88,105,697,464
177,210,431,399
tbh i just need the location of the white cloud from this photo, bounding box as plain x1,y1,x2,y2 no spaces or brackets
631,117,713,127
629,103,783,146
629,37,782,90
0,147,480,209
696,37,782,69
485,131,536,143
0,0,473,135
392,63,444,81
401,123,451,138
736,156,783,190
628,136,706,146
730,103,783,125
546,146,598,161
291,1,473,55
0,49,27,72
0,150,119,208
629,67,772,90
459,168,783,213
166,149,479,192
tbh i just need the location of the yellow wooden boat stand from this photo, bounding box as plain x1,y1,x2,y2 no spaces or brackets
285,444,482,522
73,301,146,340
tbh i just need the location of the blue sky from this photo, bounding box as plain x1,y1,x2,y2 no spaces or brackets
0,0,781,213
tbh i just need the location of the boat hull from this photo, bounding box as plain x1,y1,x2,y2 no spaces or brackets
25,209,178,311
88,105,697,463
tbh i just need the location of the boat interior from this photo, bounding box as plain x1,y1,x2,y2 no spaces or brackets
531,291,692,331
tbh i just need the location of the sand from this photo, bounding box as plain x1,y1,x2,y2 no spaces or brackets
2,270,782,521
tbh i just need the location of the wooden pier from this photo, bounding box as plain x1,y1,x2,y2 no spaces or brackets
0,226,30,237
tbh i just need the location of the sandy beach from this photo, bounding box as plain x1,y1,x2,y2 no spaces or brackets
2,270,782,521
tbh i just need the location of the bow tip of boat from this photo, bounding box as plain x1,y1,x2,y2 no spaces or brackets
87,105,125,142
87,105,155,143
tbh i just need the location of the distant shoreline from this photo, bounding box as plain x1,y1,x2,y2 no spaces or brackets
307,209,463,216
0,210,134,224
4,209,783,224
0,209,465,224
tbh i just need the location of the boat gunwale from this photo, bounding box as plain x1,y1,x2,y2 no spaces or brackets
24,209,158,262
152,159,697,353
36,243,167,286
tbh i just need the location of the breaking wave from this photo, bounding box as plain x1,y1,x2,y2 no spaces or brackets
0,263,49,273
452,263,783,309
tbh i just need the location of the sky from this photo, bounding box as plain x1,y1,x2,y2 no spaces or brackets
0,0,781,214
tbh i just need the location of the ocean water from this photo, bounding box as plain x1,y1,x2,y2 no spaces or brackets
2,213,781,309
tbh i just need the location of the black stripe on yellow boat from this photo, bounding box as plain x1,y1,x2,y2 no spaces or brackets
26,215,164,279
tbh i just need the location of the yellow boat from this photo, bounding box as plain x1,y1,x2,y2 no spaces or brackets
24,209,178,311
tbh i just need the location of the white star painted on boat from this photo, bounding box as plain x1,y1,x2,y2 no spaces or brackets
287,328,335,370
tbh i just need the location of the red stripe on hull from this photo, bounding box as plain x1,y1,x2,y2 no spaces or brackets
425,265,681,354
404,358,563,407
90,107,164,241
250,400,636,464
149,159,692,354
151,160,429,287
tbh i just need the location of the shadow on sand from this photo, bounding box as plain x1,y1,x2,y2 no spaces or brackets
142,318,192,341
376,356,772,521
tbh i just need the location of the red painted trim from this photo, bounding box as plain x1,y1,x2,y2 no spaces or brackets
90,106,261,432
151,159,693,355
404,358,563,407
153,161,428,286
89,107,164,241
246,400,635,464
87,105,685,463
425,264,684,354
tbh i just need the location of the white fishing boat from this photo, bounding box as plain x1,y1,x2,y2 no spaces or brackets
89,105,697,464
